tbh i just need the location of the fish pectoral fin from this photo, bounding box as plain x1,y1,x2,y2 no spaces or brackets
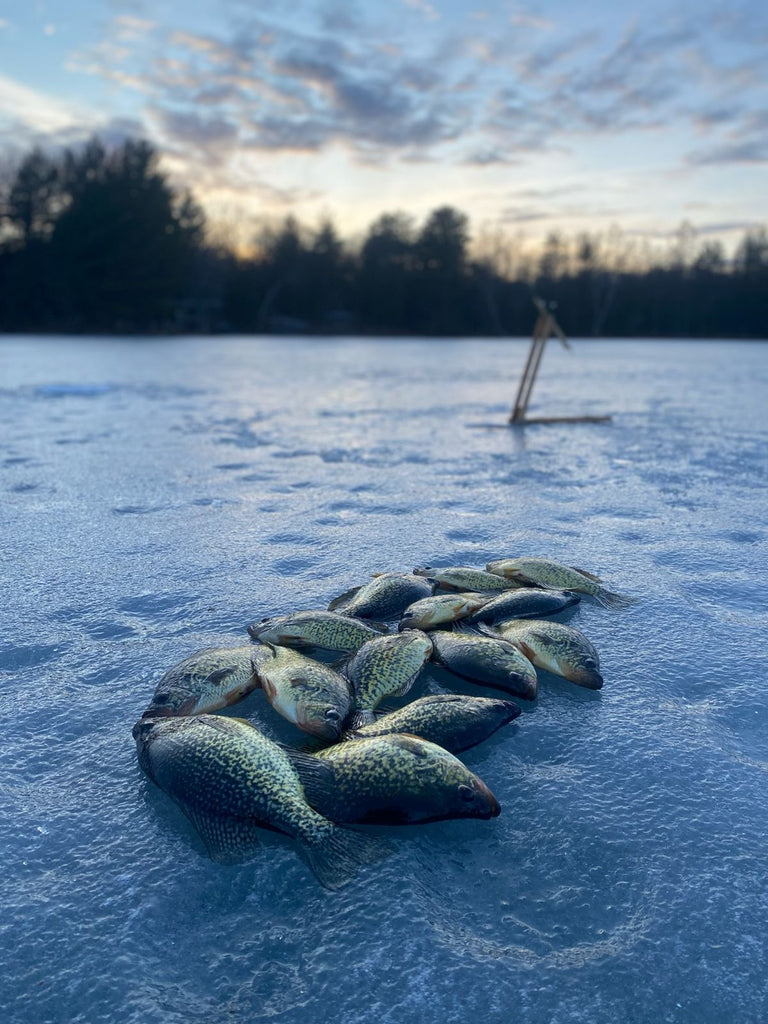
183,806,263,864
570,566,602,582
390,670,422,697
205,666,238,686
452,621,490,636
514,640,539,664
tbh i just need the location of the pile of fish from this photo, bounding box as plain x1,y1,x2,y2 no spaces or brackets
133,557,636,889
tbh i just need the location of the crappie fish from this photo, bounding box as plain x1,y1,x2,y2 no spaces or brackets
486,557,637,608
468,587,580,625
414,566,521,593
350,694,521,754
292,733,500,825
141,645,259,718
250,644,353,740
133,715,386,889
340,630,434,729
328,573,433,620
486,619,603,689
398,593,489,632
248,610,387,653
430,628,538,700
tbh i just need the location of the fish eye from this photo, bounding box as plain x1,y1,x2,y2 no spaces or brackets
153,692,171,705
325,708,341,722
458,784,475,802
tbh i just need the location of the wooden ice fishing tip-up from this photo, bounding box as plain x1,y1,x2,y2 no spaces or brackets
508,297,611,426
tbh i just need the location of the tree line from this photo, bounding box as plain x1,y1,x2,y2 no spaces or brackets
1,137,766,337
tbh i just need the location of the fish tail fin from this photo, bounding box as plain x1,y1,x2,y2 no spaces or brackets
595,588,639,609
302,824,392,890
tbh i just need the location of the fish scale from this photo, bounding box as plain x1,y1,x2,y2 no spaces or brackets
300,733,501,824
349,694,521,753
141,645,257,718
342,630,434,726
248,609,387,652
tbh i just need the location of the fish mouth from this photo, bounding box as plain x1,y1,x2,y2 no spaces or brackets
300,716,343,741
497,700,522,723
141,705,176,719
141,693,198,718
132,718,159,743
475,778,501,818
573,669,604,690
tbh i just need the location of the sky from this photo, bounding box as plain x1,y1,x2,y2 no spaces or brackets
0,0,766,255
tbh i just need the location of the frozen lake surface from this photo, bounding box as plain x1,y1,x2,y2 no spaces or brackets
1,335,767,1024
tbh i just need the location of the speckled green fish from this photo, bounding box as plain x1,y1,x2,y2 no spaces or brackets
133,714,387,889
248,610,388,652
340,630,434,728
250,644,354,740
467,587,581,625
398,593,489,631
430,628,538,700
486,618,604,689
290,733,500,825
350,694,521,753
141,645,258,719
328,573,434,620
486,557,637,608
413,565,522,593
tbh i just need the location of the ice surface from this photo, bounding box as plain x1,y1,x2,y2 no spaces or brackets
1,336,767,1023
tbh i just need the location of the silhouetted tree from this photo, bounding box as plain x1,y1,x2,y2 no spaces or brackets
5,148,60,246
357,212,416,331
1,135,767,337
49,138,204,330
415,206,470,333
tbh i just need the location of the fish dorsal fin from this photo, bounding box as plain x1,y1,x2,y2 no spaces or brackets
281,746,338,808
570,566,602,582
328,585,362,611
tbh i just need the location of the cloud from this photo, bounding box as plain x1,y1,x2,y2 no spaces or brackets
151,107,240,153
402,0,440,22
686,109,768,165
0,70,144,162
694,220,765,236
0,74,85,135
499,207,552,224
4,0,762,243
687,139,768,165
